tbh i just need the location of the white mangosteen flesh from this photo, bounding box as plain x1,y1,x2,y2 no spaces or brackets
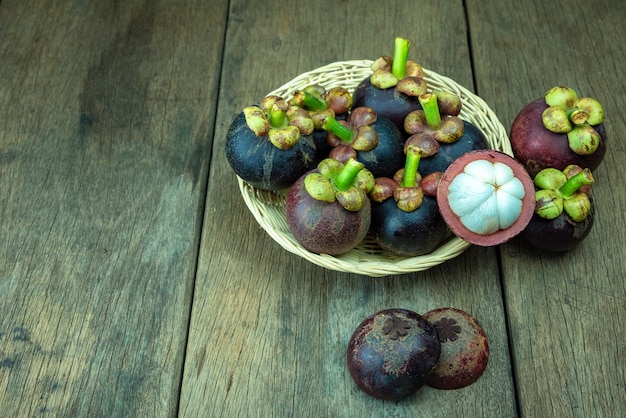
447,160,525,235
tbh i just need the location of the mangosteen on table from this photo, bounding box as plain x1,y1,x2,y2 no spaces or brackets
289,84,353,163
522,165,595,252
320,106,405,178
369,141,447,257
346,308,441,402
510,86,607,177
403,91,489,177
352,37,427,130
285,157,374,256
225,95,317,191
437,149,536,247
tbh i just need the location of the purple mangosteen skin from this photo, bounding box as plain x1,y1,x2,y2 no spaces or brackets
352,77,422,131
510,99,607,177
285,171,371,256
522,196,595,252
225,111,317,190
370,195,447,257
346,309,441,402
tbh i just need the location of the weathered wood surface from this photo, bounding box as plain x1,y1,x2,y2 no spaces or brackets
0,0,624,417
0,0,227,416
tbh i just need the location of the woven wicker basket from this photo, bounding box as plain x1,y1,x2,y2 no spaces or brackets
236,60,512,277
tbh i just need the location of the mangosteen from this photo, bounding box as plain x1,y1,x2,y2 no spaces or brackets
225,95,317,190
436,150,536,246
285,157,374,255
521,165,595,252
290,84,352,163
403,90,489,176
423,307,490,390
510,86,607,177
352,37,426,130
369,142,447,256
321,106,405,178
347,308,441,402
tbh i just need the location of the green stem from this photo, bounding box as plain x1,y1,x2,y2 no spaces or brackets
559,168,594,198
269,106,287,128
299,91,327,111
418,93,442,130
401,146,422,188
391,37,410,79
322,117,356,143
335,158,364,191
567,107,588,125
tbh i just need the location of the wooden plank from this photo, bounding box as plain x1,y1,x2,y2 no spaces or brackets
0,0,227,415
181,1,517,416
467,0,626,416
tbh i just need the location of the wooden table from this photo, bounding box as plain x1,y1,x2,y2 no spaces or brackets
1,0,624,416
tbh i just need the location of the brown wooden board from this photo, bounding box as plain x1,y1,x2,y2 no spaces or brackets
181,0,516,416
0,0,227,415
468,0,626,416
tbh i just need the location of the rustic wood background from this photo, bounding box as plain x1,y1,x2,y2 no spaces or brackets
1,0,624,416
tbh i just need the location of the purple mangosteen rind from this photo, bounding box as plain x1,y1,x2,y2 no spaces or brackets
370,195,447,256
284,160,373,256
423,307,489,390
225,110,317,191
437,149,536,247
510,98,607,177
347,308,441,402
521,196,595,252
368,145,447,256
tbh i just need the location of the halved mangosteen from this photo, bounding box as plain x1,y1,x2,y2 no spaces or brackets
436,150,536,246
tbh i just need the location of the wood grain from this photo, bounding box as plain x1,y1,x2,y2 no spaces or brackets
0,0,227,415
181,0,516,416
2,0,624,416
468,0,626,416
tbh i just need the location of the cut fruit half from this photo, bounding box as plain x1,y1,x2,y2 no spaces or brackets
437,150,535,246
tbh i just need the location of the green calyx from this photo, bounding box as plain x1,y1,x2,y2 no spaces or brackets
404,91,464,144
290,85,353,117
304,158,374,211
243,95,314,150
394,145,424,212
322,107,379,151
542,86,605,155
533,166,594,221
369,37,426,94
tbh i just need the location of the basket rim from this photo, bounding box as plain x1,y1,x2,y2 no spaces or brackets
236,60,511,277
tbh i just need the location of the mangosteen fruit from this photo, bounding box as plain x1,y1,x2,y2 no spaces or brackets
285,157,374,255
290,84,353,163
321,106,405,178
423,307,490,390
510,86,607,177
225,95,317,190
369,142,447,256
347,308,441,402
352,37,426,130
404,91,489,176
437,149,536,246
521,165,595,252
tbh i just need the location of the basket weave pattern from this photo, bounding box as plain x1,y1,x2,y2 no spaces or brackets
237,60,511,277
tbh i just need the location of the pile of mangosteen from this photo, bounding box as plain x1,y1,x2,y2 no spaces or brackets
225,36,609,402
226,37,607,256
